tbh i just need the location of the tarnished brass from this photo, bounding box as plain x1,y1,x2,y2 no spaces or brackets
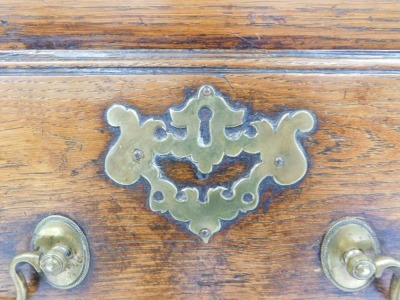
105,85,316,243
321,217,400,300
9,215,90,300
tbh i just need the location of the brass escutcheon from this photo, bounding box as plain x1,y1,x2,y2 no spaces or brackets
105,85,316,243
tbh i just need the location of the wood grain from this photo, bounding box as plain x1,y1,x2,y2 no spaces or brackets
1,52,400,299
1,1,400,50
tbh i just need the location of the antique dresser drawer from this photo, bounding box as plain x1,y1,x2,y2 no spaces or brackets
0,50,399,299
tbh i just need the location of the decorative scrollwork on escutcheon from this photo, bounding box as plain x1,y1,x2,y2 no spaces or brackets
105,85,316,243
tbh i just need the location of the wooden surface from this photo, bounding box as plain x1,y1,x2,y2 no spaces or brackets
1,1,400,50
0,51,400,299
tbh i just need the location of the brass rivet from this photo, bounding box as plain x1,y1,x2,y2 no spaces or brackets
132,149,144,161
199,228,211,238
176,191,187,201
274,156,286,168
202,86,212,96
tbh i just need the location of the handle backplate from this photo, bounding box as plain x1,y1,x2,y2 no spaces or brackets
10,215,90,300
321,217,381,291
30,215,90,289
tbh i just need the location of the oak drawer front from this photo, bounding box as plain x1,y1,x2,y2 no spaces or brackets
0,51,399,300
2,1,400,50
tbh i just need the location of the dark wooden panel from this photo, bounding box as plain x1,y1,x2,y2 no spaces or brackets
1,52,400,299
1,1,400,50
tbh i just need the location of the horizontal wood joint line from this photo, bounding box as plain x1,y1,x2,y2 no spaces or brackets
2,67,400,76
1,50,400,71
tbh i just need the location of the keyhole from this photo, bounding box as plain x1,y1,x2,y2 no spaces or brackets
198,106,213,147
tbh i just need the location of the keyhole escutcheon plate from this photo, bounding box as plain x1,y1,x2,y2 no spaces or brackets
104,85,316,243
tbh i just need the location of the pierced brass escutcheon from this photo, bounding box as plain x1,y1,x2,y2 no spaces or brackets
10,215,90,300
105,85,316,243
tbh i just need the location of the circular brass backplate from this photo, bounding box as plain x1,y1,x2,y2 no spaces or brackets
31,215,90,289
321,217,380,292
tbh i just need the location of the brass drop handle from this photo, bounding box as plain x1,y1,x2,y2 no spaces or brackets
375,256,400,300
321,218,400,300
9,215,90,300
10,252,40,300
